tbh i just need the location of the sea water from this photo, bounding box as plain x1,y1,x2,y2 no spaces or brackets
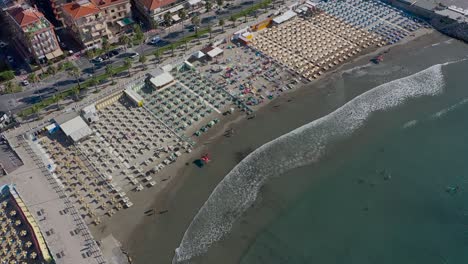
238,60,468,264
173,34,468,264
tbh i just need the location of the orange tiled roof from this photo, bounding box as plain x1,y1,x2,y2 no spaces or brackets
7,6,45,27
90,0,128,8
62,1,100,19
143,0,176,11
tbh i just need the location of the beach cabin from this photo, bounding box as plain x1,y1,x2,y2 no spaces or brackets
124,88,144,107
54,113,93,143
149,72,175,89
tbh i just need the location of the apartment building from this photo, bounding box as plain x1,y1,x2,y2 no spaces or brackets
90,0,132,35
5,4,63,62
61,0,110,49
133,0,184,26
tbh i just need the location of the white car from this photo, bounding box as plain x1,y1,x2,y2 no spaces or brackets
129,52,139,59
6,56,13,62
0,41,7,48
21,80,29,86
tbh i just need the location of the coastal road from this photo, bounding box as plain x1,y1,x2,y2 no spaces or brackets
0,0,279,114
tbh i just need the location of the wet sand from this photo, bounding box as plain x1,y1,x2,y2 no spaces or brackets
91,31,450,263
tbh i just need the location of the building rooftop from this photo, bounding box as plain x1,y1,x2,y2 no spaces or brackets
62,0,100,19
142,0,176,11
90,0,128,8
6,5,53,34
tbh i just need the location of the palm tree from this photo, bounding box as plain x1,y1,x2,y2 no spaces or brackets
191,16,200,34
67,65,82,90
72,86,80,101
170,44,175,57
243,12,248,23
205,1,212,11
102,37,111,55
30,104,40,120
139,55,148,69
27,73,40,84
229,15,237,27
119,35,131,50
52,94,63,109
124,58,132,76
179,9,187,21
219,18,225,32
89,76,99,92
105,65,116,85
208,25,213,42
164,12,172,26
47,65,58,75
153,49,161,62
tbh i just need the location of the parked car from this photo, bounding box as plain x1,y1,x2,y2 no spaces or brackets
109,49,119,56
6,56,13,63
101,54,110,60
0,41,7,48
129,52,139,59
91,57,103,63
21,80,29,86
149,36,161,45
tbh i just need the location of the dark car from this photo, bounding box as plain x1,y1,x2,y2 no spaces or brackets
110,49,119,56
101,54,109,60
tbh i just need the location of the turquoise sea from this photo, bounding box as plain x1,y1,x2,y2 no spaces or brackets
171,33,468,264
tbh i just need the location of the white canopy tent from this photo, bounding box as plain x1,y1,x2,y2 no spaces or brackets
59,116,93,142
149,72,175,88
206,47,223,58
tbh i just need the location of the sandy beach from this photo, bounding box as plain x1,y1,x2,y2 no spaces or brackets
84,29,451,264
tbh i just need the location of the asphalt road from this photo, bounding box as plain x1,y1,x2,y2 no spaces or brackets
0,0,276,114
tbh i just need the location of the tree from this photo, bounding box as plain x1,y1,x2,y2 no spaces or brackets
124,58,133,76
67,65,82,90
170,44,175,57
150,20,159,30
119,35,131,50
217,0,223,7
191,16,200,34
229,15,237,27
52,94,63,109
0,70,15,82
27,73,40,84
205,1,212,11
208,25,213,42
164,12,172,26
102,37,111,54
243,12,248,23
30,104,40,120
219,18,225,32
105,64,116,85
153,49,161,62
3,81,21,94
139,55,148,69
179,9,187,21
133,24,145,55
46,65,58,75
72,86,80,101
89,77,99,92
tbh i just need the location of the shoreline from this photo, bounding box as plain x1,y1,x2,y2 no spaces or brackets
91,29,443,263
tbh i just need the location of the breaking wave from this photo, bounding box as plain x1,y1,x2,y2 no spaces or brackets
173,64,446,263
432,97,468,119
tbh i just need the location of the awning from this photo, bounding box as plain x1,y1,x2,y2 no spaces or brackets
45,49,64,60
188,0,201,5
117,17,135,27
207,47,223,58
192,50,205,59
169,4,184,13
172,14,181,21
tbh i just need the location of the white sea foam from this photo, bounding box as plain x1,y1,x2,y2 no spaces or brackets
173,64,446,263
402,120,418,129
432,97,468,118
